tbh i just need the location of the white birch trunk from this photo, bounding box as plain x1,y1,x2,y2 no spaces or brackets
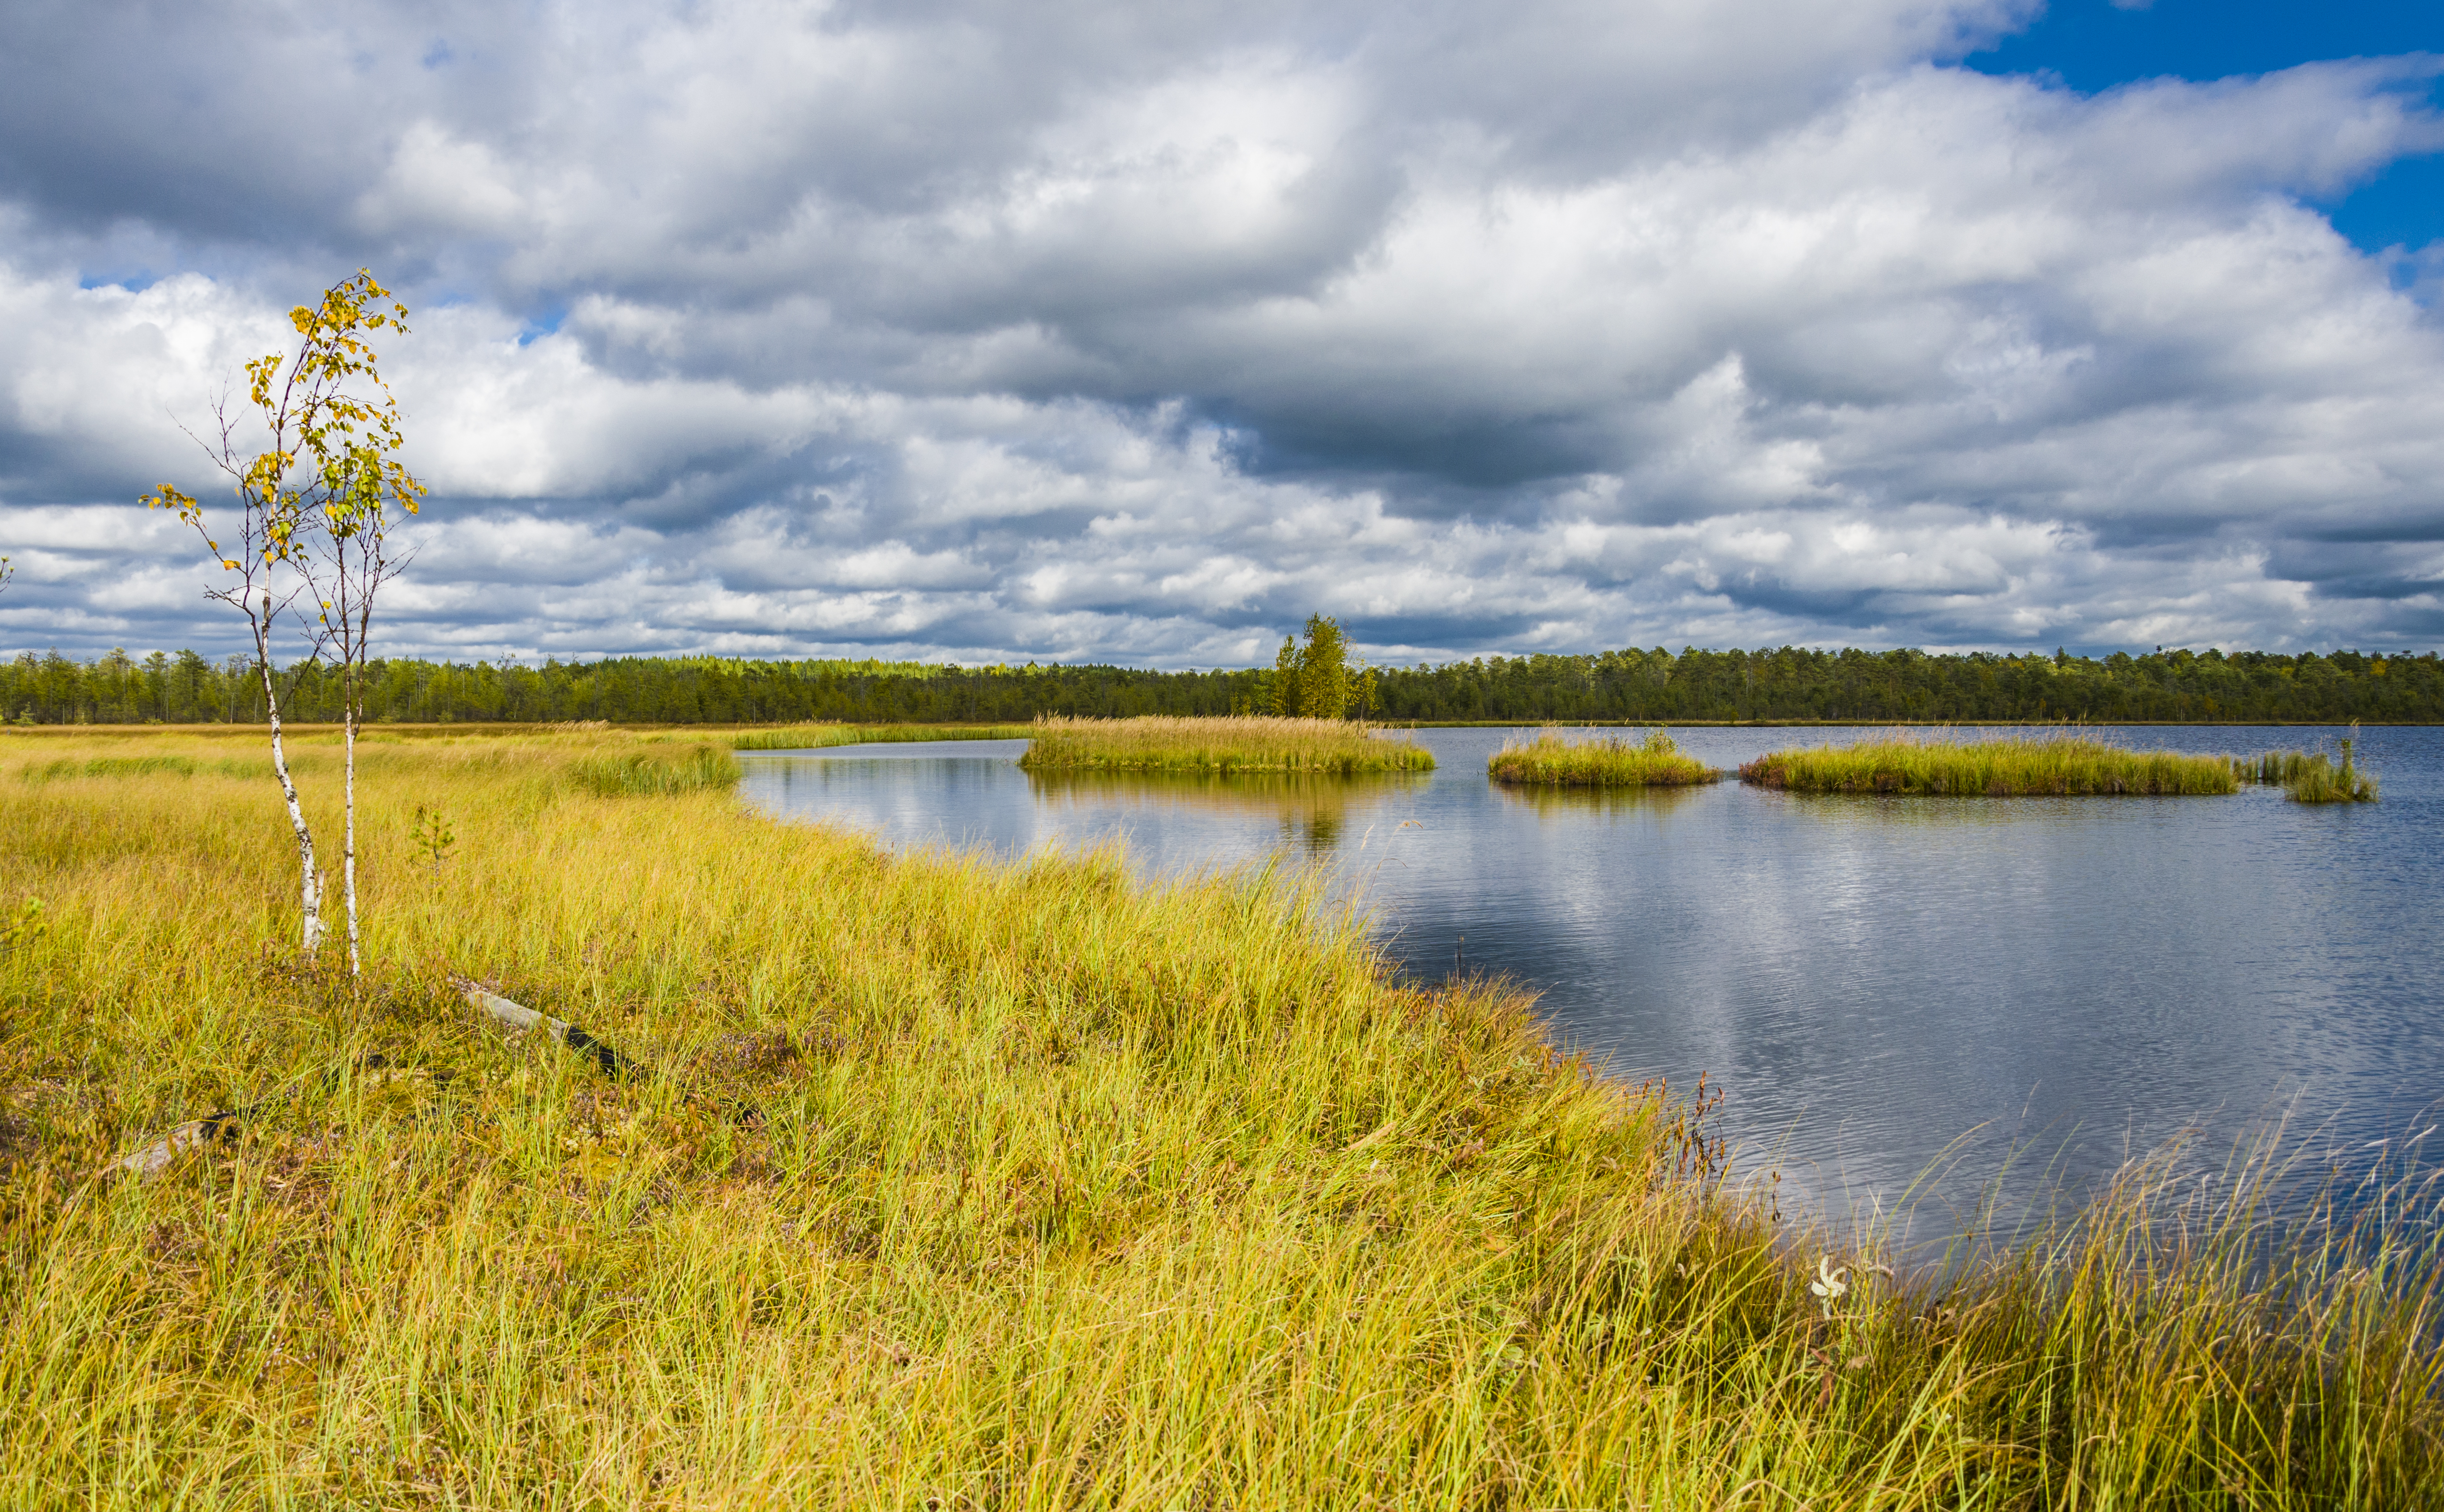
343,692,359,977
255,597,322,955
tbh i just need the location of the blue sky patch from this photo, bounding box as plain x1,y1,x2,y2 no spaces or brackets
1970,0,2442,254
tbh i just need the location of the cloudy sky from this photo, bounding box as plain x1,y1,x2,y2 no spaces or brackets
0,0,2438,666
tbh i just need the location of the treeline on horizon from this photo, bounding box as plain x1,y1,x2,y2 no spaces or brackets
7,643,2440,726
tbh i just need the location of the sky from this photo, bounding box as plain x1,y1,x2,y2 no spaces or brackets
0,0,2438,668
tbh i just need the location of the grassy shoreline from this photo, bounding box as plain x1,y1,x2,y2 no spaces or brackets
1487,727,1719,787
0,729,2435,1505
1741,733,2243,796
1018,714,1437,774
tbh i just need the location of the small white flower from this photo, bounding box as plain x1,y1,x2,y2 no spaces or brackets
1810,1255,1849,1315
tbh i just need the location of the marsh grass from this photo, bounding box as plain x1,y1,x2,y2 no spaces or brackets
1741,733,2241,796
2281,760,2380,804
2237,725,2380,804
0,729,2436,1507
730,723,1036,752
21,754,230,781
1018,714,1435,774
1487,727,1719,787
569,743,744,796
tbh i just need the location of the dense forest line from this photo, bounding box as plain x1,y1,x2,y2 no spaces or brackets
6,643,2439,726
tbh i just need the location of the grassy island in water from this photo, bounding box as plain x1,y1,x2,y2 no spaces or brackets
0,723,2435,1507
1017,714,1435,774
1487,727,1719,787
1740,733,2247,796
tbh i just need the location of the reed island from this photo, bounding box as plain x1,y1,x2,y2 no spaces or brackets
1741,731,2383,802
0,723,2432,1506
1017,713,1436,774
1745,732,2235,796
1486,727,1720,787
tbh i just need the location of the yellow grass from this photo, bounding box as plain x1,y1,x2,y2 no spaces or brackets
1741,733,2241,796
0,726,2435,1507
1017,715,1435,774
1486,727,1720,787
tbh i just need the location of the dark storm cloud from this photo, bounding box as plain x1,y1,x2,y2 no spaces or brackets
0,1,2441,664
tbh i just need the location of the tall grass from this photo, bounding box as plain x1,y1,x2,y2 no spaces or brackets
0,730,2436,1506
568,742,743,796
1487,727,1719,787
730,723,1037,751
1741,733,2240,796
2237,724,2380,804
1018,714,1436,774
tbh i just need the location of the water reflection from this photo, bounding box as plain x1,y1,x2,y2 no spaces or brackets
1024,769,1427,855
1491,781,1706,821
740,726,2444,1232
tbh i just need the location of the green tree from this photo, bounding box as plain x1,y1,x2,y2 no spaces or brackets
1268,635,1299,715
1297,614,1351,719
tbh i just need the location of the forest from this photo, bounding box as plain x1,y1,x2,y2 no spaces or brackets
4,642,2438,727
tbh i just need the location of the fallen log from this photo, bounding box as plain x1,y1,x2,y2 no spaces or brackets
452,977,642,1080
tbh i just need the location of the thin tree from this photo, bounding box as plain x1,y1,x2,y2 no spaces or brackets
144,271,420,959
294,296,427,975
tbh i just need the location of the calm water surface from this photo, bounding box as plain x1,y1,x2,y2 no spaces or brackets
740,726,2444,1227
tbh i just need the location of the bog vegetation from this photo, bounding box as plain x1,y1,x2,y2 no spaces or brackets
1741,734,2246,796
1486,727,1719,787
1017,714,1435,774
2237,722,2381,803
0,725,2436,1507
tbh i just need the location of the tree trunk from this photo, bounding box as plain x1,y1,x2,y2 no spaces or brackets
343,690,359,976
255,602,322,955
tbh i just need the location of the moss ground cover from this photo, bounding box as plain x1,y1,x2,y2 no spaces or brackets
1740,733,2241,796
0,727,2436,1507
1487,727,1719,787
1018,714,1435,774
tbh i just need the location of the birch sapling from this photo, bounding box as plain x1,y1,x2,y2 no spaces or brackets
144,435,325,953
288,273,427,977
143,270,423,960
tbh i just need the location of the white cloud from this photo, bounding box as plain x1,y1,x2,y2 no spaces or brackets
0,2,2439,662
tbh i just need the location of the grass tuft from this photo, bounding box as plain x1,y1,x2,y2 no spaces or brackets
1018,714,1436,774
23,755,202,781
1741,733,2239,796
569,742,742,795
730,723,1037,751
2236,724,2380,804
1488,727,1719,787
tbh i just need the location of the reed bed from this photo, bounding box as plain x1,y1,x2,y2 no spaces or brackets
730,723,1036,752
1017,714,1436,774
1741,733,2240,796
2236,726,2380,803
569,742,743,796
0,729,2436,1507
1487,727,1719,787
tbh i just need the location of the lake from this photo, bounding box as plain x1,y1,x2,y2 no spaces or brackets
739,725,2444,1234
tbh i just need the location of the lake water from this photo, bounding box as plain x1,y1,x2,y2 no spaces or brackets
739,725,2444,1233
